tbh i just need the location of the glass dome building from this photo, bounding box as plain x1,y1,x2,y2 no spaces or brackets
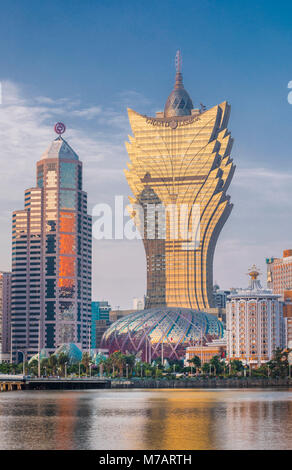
101,308,224,361
54,343,82,364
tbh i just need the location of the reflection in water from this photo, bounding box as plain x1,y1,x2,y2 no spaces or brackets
0,389,291,450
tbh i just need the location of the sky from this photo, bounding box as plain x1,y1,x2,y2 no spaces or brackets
0,0,292,308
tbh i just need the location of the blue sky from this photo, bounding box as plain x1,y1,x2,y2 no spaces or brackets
1,1,292,308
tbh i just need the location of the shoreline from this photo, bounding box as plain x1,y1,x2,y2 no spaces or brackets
7,376,291,391
111,377,292,389
2,375,292,391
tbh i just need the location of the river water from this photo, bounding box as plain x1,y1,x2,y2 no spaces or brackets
0,388,291,450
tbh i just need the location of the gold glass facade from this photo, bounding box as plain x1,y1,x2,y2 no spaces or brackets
125,71,235,310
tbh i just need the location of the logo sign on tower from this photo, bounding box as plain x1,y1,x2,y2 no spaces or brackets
54,122,66,135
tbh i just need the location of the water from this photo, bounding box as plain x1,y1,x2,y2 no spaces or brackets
0,388,291,450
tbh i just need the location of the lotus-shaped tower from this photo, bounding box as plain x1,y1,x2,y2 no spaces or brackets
124,52,235,310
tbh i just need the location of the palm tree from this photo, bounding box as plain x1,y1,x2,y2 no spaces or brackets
230,359,244,374
124,354,135,376
189,355,201,374
40,358,49,376
102,356,113,376
82,352,91,376
58,353,69,377
47,354,58,376
111,351,125,376
268,348,291,378
28,359,38,376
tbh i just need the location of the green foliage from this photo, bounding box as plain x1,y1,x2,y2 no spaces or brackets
47,355,58,375
189,355,201,368
267,348,291,378
81,352,91,375
209,355,224,374
229,359,244,373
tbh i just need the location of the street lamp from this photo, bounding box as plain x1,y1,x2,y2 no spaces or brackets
126,363,129,379
78,362,81,378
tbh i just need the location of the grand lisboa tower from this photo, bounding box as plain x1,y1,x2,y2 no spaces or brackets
101,52,234,360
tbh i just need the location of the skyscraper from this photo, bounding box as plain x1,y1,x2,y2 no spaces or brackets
266,250,292,347
91,301,111,348
0,271,12,362
266,250,292,297
11,127,92,361
125,52,235,310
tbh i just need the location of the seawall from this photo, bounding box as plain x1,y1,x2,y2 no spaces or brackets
111,377,292,389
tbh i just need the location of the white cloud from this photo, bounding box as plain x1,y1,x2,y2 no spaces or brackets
72,106,102,119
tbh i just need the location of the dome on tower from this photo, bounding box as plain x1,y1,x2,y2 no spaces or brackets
164,51,193,118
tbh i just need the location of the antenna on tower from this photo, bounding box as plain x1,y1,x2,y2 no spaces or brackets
175,50,182,74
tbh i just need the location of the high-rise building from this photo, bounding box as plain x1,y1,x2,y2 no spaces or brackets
213,285,231,309
266,250,292,297
0,271,12,362
266,250,292,349
11,128,92,361
95,320,109,349
125,52,235,310
226,266,284,367
91,301,111,348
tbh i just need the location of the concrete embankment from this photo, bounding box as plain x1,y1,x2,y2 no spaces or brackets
4,376,291,391
111,377,292,389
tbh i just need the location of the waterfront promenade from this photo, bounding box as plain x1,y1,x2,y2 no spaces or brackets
1,375,292,391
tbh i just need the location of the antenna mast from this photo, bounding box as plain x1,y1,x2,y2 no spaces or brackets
175,50,182,74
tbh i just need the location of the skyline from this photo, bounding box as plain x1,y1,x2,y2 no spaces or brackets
1,1,292,308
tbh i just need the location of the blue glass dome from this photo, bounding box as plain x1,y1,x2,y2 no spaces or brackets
54,343,82,364
101,307,224,361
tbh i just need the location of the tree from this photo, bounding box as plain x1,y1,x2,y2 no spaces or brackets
40,358,49,376
201,362,210,374
28,359,38,376
189,356,201,368
229,359,244,374
210,355,224,375
47,354,58,375
58,353,70,376
268,348,291,378
124,354,136,376
110,351,126,376
0,363,11,374
81,352,91,376
101,357,112,376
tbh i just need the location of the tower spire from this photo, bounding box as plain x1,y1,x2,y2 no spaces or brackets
174,50,183,89
164,50,193,117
